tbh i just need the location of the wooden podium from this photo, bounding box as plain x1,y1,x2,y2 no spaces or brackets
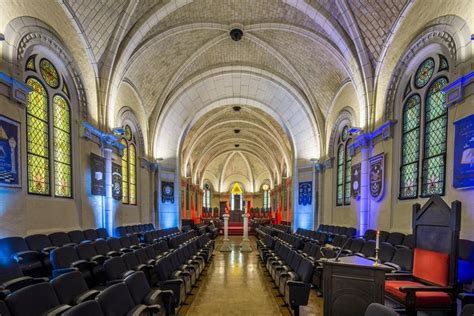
322,256,391,316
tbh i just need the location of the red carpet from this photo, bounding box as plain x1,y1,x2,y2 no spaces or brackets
221,222,254,236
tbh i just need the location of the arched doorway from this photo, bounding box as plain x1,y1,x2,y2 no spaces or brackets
230,182,244,222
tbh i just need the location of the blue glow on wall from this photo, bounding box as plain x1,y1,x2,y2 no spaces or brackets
160,203,179,229
293,208,313,231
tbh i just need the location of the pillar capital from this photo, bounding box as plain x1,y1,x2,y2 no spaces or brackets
0,72,31,106
82,121,125,156
442,71,474,107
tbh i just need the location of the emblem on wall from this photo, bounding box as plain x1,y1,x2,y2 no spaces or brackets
162,181,174,203
369,153,385,200
112,163,122,200
0,115,20,187
351,163,361,199
453,114,474,189
90,153,105,196
298,182,312,206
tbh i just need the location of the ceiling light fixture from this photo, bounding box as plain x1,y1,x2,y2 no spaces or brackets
235,144,240,148
234,129,240,134
233,106,241,112
230,28,243,41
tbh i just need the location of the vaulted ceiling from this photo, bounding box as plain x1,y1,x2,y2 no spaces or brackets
60,0,411,185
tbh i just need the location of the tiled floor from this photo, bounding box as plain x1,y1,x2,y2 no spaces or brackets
181,236,323,316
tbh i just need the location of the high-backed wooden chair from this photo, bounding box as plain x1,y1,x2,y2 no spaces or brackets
384,195,461,315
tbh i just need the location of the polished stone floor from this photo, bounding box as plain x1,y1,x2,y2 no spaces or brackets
180,236,323,316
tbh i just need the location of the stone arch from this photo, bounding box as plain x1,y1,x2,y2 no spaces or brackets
116,107,146,158
328,109,355,158
383,15,471,121
3,16,90,121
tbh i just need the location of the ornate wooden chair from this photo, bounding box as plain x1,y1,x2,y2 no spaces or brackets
384,195,461,315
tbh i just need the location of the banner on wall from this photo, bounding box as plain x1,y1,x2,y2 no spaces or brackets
369,153,385,200
162,181,174,203
112,162,122,200
91,153,105,196
453,114,474,189
351,163,361,199
298,181,312,206
0,115,20,188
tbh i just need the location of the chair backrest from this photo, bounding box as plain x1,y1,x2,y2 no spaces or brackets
296,257,314,283
0,258,24,284
6,283,60,316
25,234,53,251
122,252,139,270
0,300,11,316
83,229,99,241
391,247,413,272
350,239,365,253
361,240,376,257
379,243,396,263
94,239,111,256
413,248,449,286
0,237,29,256
412,195,461,287
75,242,98,260
96,228,108,239
402,234,414,248
50,246,79,269
364,230,376,241
119,236,132,249
124,271,151,305
63,300,104,316
103,257,128,281
50,271,89,305
68,231,85,244
386,232,405,246
364,303,398,316
107,238,122,252
49,232,73,247
96,283,136,316
461,304,474,316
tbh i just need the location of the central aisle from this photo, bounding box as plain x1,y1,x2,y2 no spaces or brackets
182,236,285,315
181,236,323,316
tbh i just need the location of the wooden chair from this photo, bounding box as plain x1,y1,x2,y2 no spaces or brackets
384,195,461,316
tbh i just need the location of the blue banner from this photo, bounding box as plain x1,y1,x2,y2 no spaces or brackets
453,114,474,189
0,115,20,187
298,182,312,206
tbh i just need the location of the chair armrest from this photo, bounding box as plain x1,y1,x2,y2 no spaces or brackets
385,272,413,279
91,255,106,264
400,286,454,293
43,246,57,253
459,293,474,305
107,250,121,257
384,262,402,271
73,289,100,304
120,248,134,253
14,250,41,262
71,260,91,270
44,304,72,316
52,267,78,279
0,288,11,300
127,304,149,316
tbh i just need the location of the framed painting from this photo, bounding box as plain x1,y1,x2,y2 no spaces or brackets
0,115,21,188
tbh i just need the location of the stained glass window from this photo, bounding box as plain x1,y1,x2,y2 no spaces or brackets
400,94,421,199
263,185,270,209
121,138,129,204
62,78,70,98
26,78,50,195
129,143,137,205
26,55,36,71
414,58,435,89
399,54,449,199
336,125,351,206
203,183,211,208
120,125,138,205
421,77,448,197
39,58,60,88
53,95,72,197
26,54,74,198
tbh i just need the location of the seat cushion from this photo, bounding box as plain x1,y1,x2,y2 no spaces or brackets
385,280,452,306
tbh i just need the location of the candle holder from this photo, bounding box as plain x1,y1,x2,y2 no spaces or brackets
373,248,380,267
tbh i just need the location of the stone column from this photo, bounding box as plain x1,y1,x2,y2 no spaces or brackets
219,214,232,252
240,212,252,252
359,136,371,235
103,146,114,237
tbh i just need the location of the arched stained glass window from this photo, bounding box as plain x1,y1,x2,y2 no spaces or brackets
399,54,449,199
262,184,270,209
25,55,73,198
121,138,129,204
203,183,211,208
121,125,137,205
336,125,351,206
400,94,421,198
26,78,50,195
53,95,72,197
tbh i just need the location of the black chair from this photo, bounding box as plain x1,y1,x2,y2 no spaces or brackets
50,271,99,305
284,256,314,315
63,300,104,316
124,271,172,316
50,246,96,287
5,282,70,315
342,238,365,255
25,234,56,272
397,234,414,249
0,237,45,277
93,239,121,258
96,283,160,316
384,247,413,272
363,230,377,241
83,229,99,242
461,304,474,316
107,238,132,254
49,232,76,247
68,231,86,244
96,228,108,240
458,239,474,287
0,300,10,316
103,257,134,284
355,240,376,258
365,303,398,316
0,258,47,292
385,232,405,246
377,243,396,263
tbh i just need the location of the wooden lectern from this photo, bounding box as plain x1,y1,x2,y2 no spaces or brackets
322,256,391,316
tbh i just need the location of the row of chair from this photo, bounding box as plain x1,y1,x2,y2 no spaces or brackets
298,226,357,238
257,234,314,316
115,224,179,238
272,231,304,250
